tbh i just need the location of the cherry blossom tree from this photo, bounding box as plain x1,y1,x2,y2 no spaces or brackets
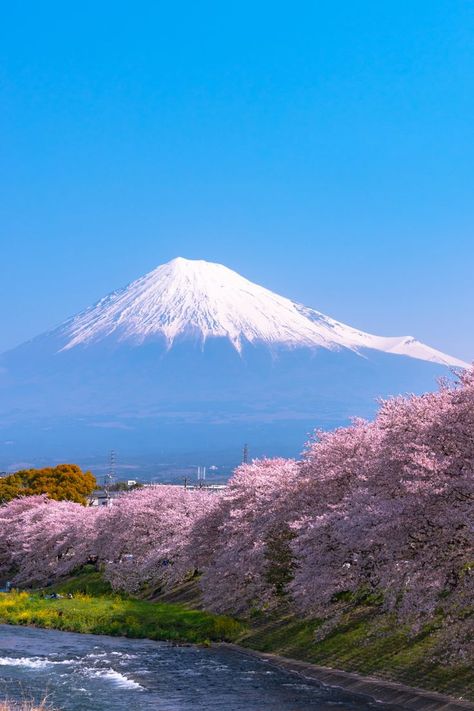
290,369,473,631
96,485,216,593
193,458,300,613
0,496,104,586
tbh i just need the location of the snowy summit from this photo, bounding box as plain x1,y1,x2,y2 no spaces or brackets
58,257,466,368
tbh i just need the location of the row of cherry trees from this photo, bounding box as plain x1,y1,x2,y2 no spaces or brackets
1,369,472,637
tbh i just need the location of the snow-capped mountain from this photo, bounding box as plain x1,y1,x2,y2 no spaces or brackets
57,257,464,367
0,258,468,469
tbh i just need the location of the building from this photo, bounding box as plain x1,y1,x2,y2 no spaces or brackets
88,490,123,507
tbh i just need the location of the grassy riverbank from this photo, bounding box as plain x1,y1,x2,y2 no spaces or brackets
0,569,472,703
0,590,243,644
239,606,473,702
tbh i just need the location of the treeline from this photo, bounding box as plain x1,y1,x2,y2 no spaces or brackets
1,369,472,660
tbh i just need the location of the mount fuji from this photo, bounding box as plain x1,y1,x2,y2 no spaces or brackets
0,257,467,468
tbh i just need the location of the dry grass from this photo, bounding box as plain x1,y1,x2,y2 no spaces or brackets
0,702,57,711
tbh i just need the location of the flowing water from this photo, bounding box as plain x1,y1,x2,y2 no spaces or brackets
0,625,398,710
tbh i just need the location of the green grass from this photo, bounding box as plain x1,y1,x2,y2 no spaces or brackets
0,590,244,644
46,565,113,597
239,605,474,701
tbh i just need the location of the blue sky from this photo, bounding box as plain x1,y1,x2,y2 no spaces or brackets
1,1,473,361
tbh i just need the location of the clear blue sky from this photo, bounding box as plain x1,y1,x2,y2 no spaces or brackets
1,1,473,361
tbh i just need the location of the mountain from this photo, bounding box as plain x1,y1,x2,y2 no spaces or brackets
0,258,468,471
50,257,464,366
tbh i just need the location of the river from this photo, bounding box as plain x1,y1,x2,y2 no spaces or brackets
0,625,399,710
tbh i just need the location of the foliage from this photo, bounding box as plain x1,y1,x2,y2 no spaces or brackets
108,481,143,492
263,524,297,599
46,564,113,597
0,464,96,505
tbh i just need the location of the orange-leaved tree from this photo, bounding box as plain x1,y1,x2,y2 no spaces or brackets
0,464,97,505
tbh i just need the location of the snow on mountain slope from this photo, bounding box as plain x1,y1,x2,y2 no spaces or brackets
297,306,468,368
56,257,467,368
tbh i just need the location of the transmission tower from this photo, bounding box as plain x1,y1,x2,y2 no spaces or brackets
104,450,116,493
242,443,249,464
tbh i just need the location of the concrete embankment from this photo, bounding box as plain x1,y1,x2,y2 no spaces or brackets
221,644,474,711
